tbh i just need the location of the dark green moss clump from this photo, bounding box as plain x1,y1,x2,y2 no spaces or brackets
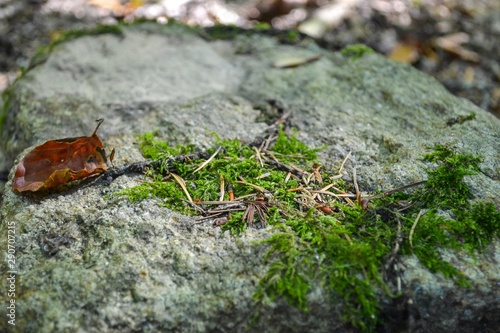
117,132,499,331
203,25,306,45
117,131,312,217
419,143,481,209
396,144,500,286
400,201,500,286
446,112,476,126
254,213,385,330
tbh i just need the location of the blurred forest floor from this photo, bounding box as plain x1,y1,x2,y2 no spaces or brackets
1,0,499,117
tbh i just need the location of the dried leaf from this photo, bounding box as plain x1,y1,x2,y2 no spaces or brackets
388,42,420,64
433,32,480,62
171,173,193,203
463,66,475,83
273,54,321,69
193,146,221,173
235,180,268,193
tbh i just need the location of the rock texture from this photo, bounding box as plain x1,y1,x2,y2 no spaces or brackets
1,23,499,332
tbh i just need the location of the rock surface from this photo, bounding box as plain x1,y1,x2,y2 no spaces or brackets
1,23,499,332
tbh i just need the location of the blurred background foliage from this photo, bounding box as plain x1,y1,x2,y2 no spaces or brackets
1,0,499,116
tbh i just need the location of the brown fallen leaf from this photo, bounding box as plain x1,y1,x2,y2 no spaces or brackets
388,42,420,64
463,66,475,83
433,32,480,62
273,54,321,68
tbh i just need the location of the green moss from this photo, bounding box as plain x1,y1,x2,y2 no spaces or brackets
287,30,301,42
118,130,310,216
419,143,481,209
446,112,476,126
456,201,500,246
273,129,321,161
253,22,272,30
340,44,375,61
203,24,305,45
396,144,499,286
203,25,251,40
116,132,499,331
138,131,195,160
255,213,385,331
399,202,500,287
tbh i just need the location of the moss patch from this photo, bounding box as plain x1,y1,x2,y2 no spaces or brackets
116,131,499,331
203,24,306,44
446,112,476,126
340,44,375,61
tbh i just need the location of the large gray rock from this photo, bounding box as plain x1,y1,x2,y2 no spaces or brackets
1,23,499,332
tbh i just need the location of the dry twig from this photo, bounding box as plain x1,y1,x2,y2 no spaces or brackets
409,209,425,248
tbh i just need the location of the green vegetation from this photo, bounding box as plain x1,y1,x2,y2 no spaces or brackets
203,24,304,44
203,24,248,40
446,112,476,126
340,44,375,61
419,143,481,209
117,131,315,216
253,22,272,30
117,131,499,331
398,144,500,286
